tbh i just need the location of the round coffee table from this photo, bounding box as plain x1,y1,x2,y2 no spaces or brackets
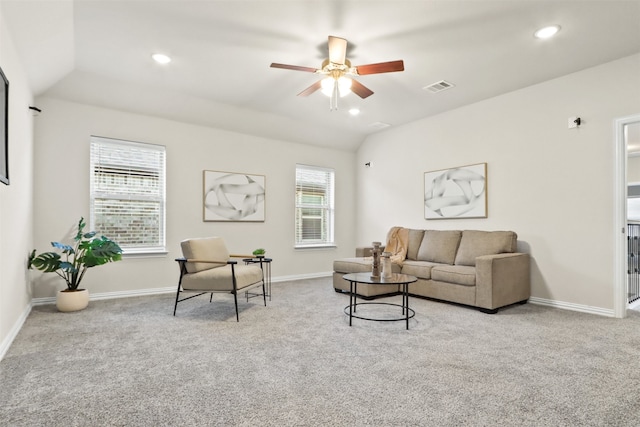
342,272,418,330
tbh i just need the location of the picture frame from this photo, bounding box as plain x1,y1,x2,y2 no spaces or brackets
424,162,487,219
0,66,8,185
203,170,265,222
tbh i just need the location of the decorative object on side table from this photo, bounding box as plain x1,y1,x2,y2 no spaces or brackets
252,248,266,256
371,241,382,279
28,217,122,312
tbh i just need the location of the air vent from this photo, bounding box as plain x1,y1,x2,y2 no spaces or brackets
423,80,455,93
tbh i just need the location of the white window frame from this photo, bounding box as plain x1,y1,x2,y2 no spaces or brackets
89,136,167,255
295,164,335,248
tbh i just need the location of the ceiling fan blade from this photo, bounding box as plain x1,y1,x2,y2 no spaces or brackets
297,80,322,97
355,60,405,75
350,79,374,99
328,36,347,65
270,63,318,73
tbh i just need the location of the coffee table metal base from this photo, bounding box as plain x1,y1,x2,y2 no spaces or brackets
343,273,418,330
343,302,415,323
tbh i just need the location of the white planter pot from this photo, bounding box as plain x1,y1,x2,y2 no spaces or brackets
56,289,89,312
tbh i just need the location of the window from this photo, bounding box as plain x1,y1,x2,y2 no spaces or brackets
295,164,335,248
90,136,166,254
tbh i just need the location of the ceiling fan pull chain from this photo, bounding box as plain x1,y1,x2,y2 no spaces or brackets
331,79,339,111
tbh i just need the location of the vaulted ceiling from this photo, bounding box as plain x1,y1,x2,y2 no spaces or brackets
4,1,640,151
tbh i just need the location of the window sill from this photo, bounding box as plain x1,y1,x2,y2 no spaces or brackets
294,245,337,250
122,250,168,259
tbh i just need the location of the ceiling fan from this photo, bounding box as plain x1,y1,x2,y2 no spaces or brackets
270,36,404,110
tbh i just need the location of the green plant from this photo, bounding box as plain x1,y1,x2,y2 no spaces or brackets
28,217,123,291
252,248,266,256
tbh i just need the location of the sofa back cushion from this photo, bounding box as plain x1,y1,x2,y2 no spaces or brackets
406,229,425,261
416,230,462,265
454,230,517,266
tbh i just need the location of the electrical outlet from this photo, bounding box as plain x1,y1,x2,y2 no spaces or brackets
568,117,578,129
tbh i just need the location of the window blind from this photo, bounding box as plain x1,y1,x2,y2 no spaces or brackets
90,136,166,254
295,164,335,247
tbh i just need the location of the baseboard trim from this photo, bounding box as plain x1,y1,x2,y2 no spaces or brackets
272,271,332,283
30,272,333,306
529,297,615,317
31,286,177,306
0,303,32,362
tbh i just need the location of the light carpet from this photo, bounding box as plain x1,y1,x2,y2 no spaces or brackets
1,277,639,426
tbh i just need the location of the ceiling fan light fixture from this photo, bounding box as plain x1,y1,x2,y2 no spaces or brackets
338,76,352,96
321,76,352,97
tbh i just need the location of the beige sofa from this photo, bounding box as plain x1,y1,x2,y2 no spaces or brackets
333,229,530,314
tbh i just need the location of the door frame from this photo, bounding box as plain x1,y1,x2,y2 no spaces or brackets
614,113,640,318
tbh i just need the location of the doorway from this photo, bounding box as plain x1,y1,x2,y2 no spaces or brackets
615,114,640,318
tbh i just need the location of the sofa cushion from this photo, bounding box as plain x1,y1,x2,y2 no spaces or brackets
333,258,372,274
431,265,476,286
400,260,439,280
454,230,517,266
416,230,462,265
406,229,425,261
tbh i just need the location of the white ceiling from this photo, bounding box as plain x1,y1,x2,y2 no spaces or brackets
3,0,640,151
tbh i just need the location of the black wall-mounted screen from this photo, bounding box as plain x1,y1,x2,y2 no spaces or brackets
0,65,8,185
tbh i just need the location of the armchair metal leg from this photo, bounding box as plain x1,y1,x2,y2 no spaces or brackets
173,286,181,316
233,292,240,322
262,280,267,307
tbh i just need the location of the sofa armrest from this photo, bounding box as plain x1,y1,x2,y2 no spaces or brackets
475,253,530,310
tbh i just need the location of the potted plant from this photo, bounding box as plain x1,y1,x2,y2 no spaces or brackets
28,217,123,312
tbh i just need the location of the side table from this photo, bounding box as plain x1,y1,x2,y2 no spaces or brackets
243,256,272,301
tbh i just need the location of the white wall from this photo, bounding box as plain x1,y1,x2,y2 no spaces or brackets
0,6,35,358
31,97,356,298
356,54,640,312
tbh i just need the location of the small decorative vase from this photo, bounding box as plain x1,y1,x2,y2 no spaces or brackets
381,252,393,279
371,241,382,278
56,289,89,312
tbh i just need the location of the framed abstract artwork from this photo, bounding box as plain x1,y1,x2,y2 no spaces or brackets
203,170,265,222
424,162,487,219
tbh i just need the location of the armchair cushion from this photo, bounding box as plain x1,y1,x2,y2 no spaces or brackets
180,264,263,292
181,237,229,273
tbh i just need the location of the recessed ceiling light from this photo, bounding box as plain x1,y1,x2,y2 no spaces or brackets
349,108,360,116
534,25,561,39
152,53,171,64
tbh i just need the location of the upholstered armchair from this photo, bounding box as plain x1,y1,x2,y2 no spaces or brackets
174,237,266,321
